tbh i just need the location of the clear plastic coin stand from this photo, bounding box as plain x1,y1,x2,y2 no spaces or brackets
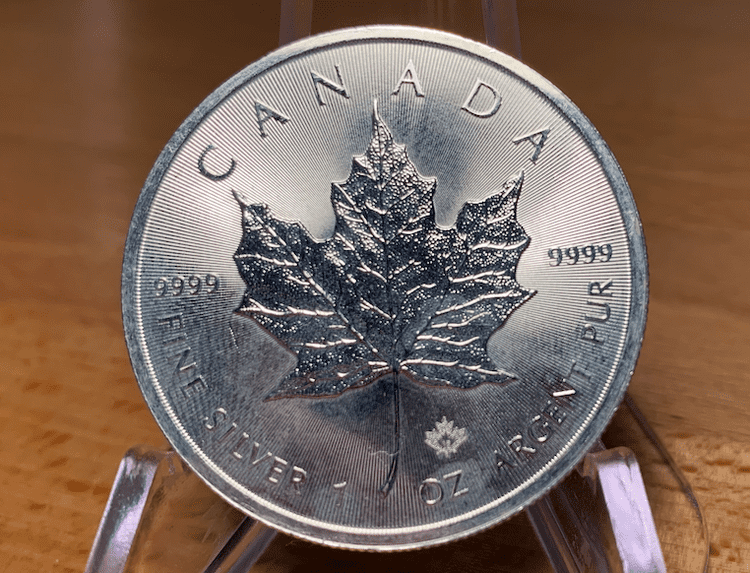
87,2,709,571
84,397,707,573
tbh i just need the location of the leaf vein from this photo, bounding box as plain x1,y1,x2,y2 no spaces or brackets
469,238,529,252
415,335,480,347
360,298,393,320
449,270,508,283
434,292,519,316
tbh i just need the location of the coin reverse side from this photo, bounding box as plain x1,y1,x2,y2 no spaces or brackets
122,26,647,550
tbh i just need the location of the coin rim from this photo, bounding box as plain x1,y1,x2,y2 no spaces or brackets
122,25,648,550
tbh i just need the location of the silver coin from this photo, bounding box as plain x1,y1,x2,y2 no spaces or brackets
122,26,647,550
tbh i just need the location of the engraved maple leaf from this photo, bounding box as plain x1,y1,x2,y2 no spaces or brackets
235,105,533,396
233,105,533,492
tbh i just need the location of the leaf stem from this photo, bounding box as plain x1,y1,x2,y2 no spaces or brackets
379,371,401,497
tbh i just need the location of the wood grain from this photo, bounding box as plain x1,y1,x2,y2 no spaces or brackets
1,1,748,571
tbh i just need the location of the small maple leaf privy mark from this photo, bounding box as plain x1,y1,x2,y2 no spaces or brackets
425,417,469,459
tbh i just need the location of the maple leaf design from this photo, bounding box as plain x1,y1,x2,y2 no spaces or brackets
425,417,469,459
233,104,533,493
234,105,533,397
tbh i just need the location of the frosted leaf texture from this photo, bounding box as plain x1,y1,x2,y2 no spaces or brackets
234,108,533,399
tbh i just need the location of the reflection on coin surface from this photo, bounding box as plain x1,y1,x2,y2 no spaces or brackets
122,26,647,550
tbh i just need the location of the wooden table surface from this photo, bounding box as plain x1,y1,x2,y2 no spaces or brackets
1,1,749,572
